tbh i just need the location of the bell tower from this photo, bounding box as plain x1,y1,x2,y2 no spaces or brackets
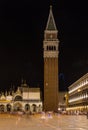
43,6,59,112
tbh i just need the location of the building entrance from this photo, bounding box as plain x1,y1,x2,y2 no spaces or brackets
13,102,22,111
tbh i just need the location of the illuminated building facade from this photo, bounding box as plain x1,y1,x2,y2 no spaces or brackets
0,80,42,113
43,6,59,112
0,6,60,113
67,73,88,114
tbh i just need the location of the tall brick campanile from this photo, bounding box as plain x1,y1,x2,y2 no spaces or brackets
43,6,59,112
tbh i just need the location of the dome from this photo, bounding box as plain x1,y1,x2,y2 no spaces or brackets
0,94,6,100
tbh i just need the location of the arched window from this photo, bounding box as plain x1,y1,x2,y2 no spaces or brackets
51,46,53,50
49,46,51,50
14,95,22,101
47,46,49,50
54,46,56,50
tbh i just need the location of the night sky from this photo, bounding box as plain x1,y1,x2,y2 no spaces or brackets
0,0,88,91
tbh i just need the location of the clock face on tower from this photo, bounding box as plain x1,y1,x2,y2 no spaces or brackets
46,33,56,40
46,34,53,39
50,34,52,39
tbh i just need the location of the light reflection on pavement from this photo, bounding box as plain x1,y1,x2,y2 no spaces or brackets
0,114,88,130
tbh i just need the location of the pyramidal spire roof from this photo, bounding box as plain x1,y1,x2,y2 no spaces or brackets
46,5,57,30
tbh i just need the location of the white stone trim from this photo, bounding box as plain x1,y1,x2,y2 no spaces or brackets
44,51,58,58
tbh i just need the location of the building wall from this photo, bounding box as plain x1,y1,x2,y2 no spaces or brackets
67,73,88,114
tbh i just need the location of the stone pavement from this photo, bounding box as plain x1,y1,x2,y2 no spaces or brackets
0,114,88,130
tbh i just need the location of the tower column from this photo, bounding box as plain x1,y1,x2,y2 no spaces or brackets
43,6,59,111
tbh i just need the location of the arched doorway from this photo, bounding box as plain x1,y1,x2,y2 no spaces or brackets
25,104,30,111
0,105,5,112
6,104,11,112
32,104,37,112
13,102,22,111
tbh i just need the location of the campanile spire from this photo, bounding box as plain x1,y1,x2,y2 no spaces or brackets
46,5,57,30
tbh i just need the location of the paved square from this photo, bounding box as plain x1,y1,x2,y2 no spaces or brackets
0,114,88,130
